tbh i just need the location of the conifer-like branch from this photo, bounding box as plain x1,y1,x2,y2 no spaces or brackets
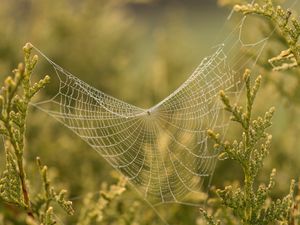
0,43,74,224
201,69,295,225
0,43,49,217
77,175,127,225
234,0,300,71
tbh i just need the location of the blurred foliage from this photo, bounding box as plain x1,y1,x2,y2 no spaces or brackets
0,0,299,224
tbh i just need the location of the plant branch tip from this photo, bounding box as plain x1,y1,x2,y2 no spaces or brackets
23,43,33,52
219,90,225,97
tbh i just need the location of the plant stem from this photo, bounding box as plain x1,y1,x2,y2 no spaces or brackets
16,155,33,218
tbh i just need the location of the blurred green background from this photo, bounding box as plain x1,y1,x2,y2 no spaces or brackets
0,0,299,224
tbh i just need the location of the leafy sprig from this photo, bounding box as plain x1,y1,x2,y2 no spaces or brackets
0,43,73,224
234,0,300,71
77,175,127,225
201,70,295,225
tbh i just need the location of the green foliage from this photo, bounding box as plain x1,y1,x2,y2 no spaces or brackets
0,42,49,211
0,141,25,207
200,70,296,225
219,0,300,103
0,43,73,224
234,0,300,70
0,1,299,224
77,175,127,225
34,157,74,224
1,2,199,223
199,208,221,225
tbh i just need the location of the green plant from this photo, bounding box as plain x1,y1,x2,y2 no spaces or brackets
219,0,300,103
234,0,300,70
0,43,73,225
77,175,127,225
0,1,299,224
200,69,295,225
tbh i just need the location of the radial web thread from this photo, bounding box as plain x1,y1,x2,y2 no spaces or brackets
31,12,273,206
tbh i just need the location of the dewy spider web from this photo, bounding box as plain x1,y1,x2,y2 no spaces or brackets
31,4,272,208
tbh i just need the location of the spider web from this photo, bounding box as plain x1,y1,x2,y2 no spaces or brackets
31,7,272,208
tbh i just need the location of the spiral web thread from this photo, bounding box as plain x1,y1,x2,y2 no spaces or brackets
31,14,272,207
